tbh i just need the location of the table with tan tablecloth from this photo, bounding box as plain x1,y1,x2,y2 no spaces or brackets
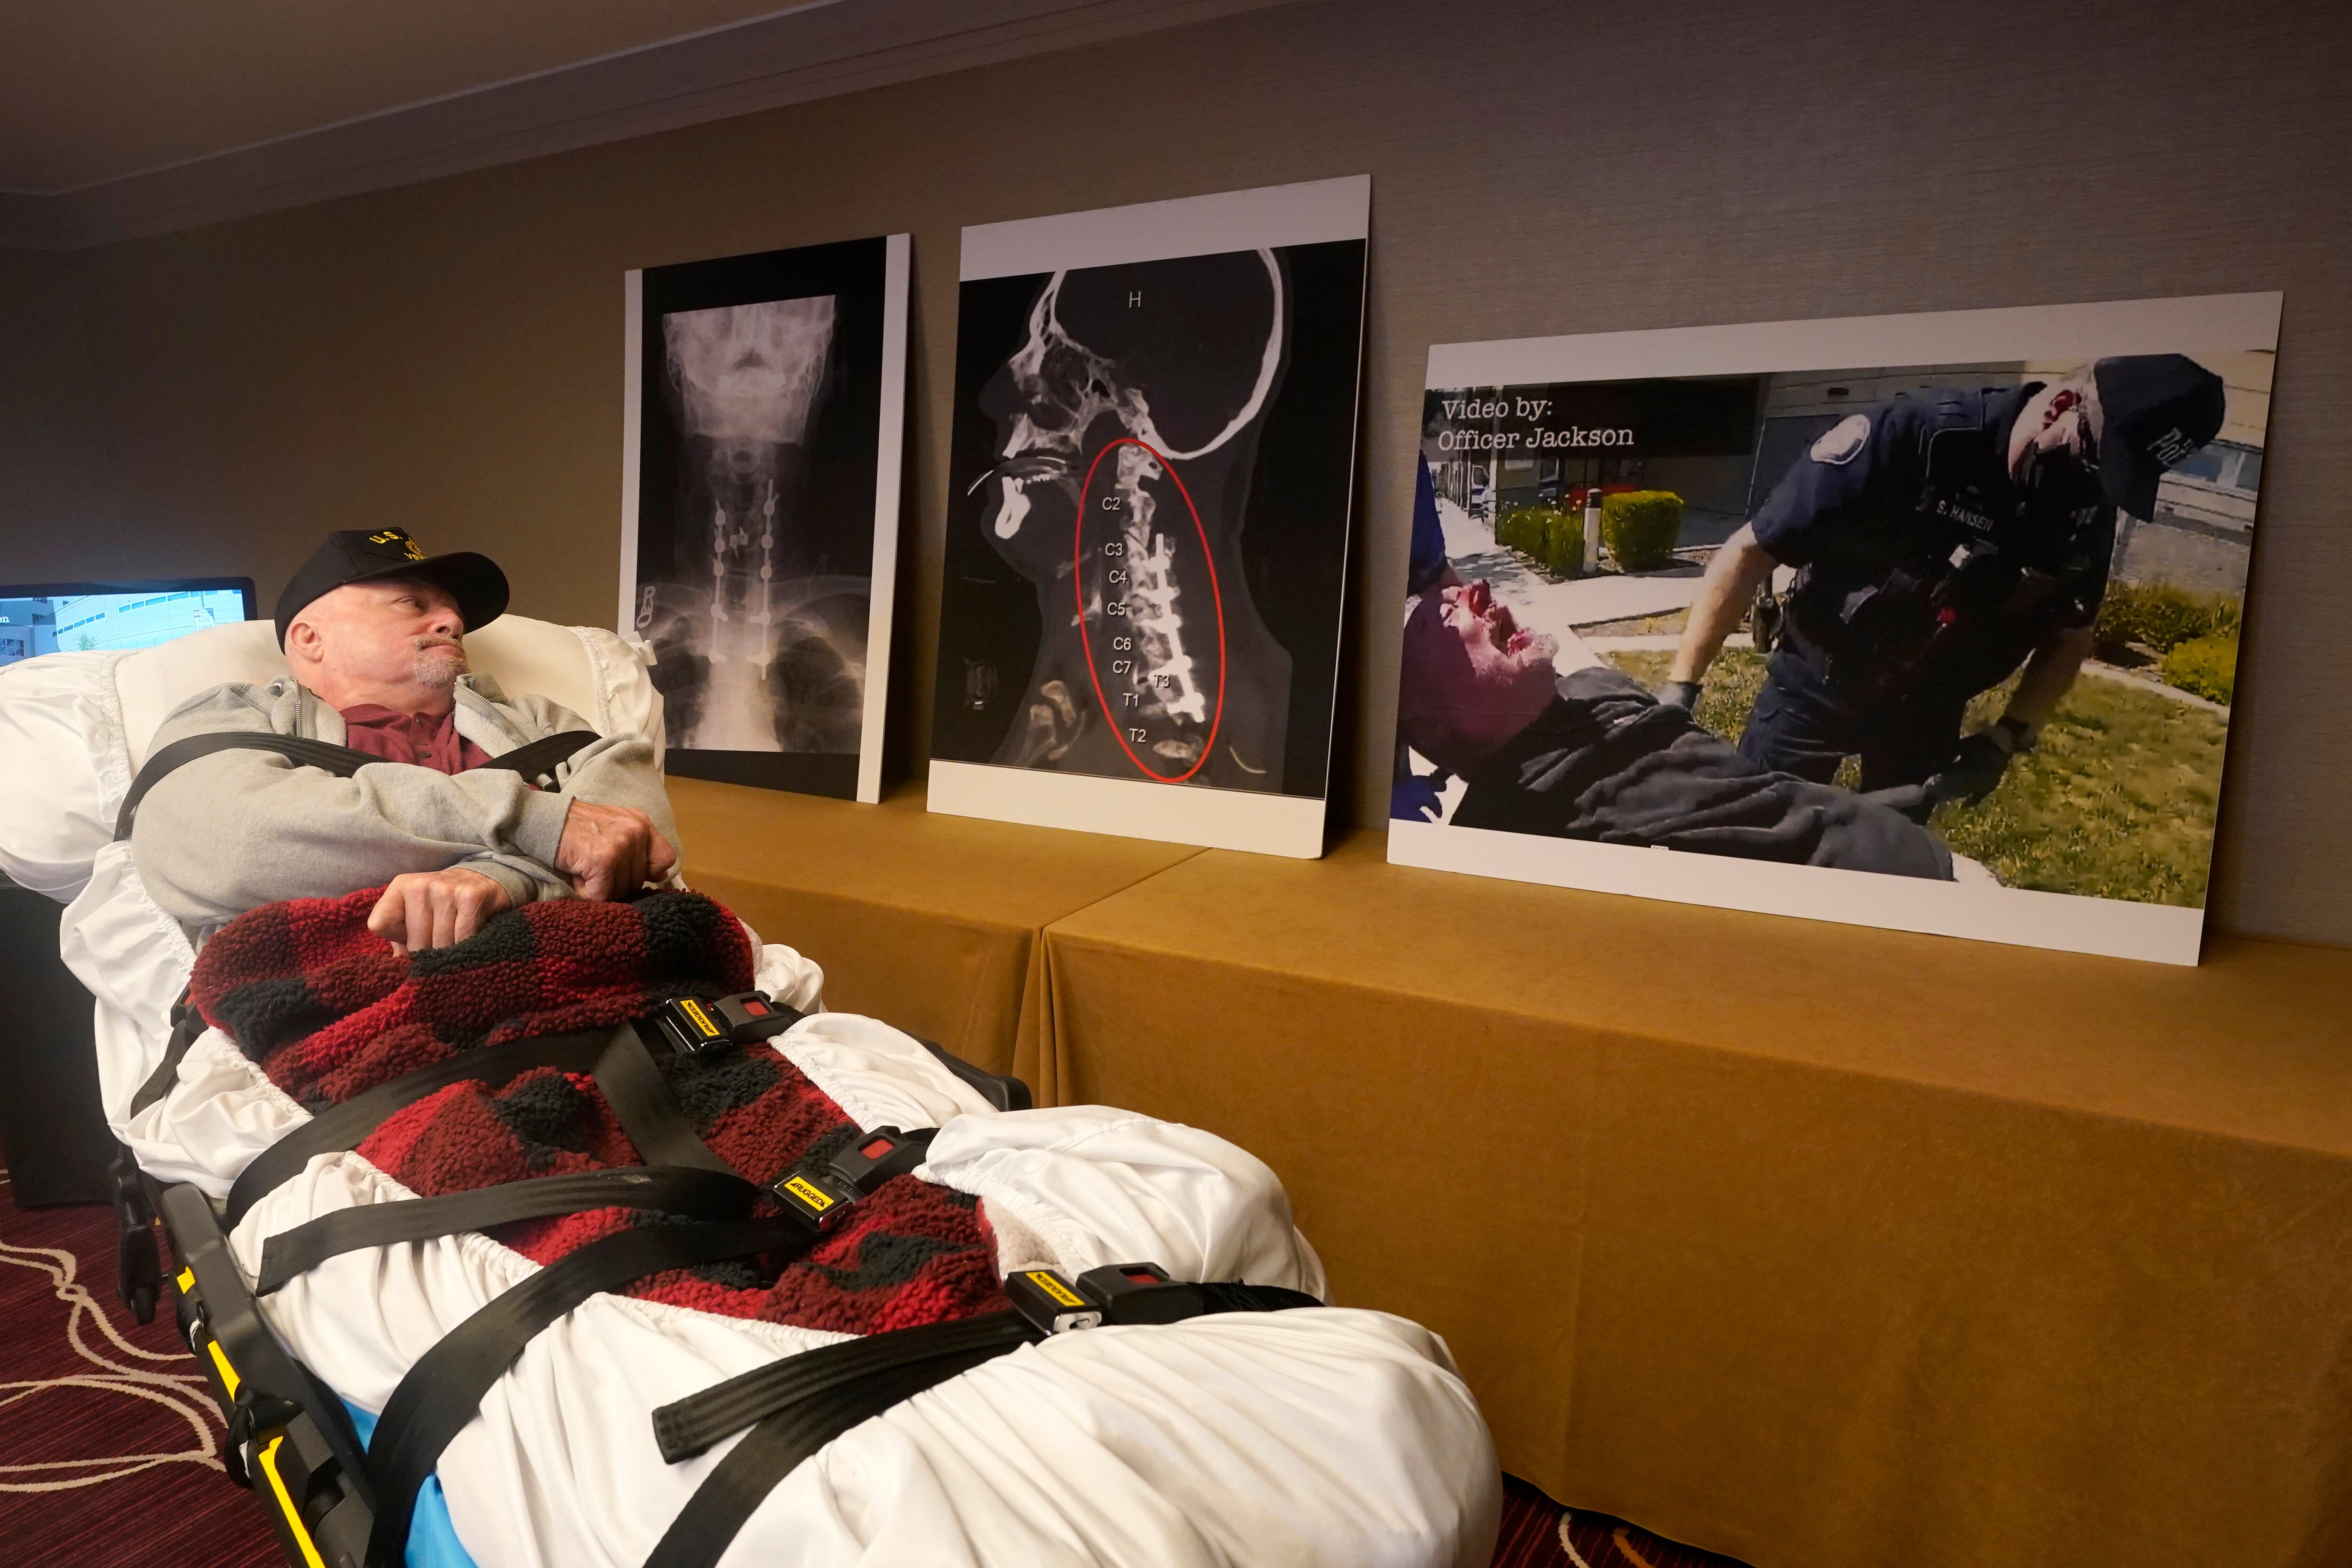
1036,830,2352,1568
670,778,1198,1082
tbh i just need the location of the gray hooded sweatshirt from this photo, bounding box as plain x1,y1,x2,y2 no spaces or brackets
129,673,679,937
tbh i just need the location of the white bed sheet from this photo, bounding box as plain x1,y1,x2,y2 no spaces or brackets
10,639,1499,1568
79,913,1499,1568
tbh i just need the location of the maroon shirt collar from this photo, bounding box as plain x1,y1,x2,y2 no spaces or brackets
338,703,492,774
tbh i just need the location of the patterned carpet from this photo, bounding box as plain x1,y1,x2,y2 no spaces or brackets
1494,1475,1754,1568
2,1170,1748,1568
0,1170,280,1567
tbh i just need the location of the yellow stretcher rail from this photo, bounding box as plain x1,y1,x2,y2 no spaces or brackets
176,1260,340,1568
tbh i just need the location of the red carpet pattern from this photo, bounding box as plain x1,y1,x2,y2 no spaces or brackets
1494,1475,1755,1568
0,1171,279,1567
4,1174,1748,1568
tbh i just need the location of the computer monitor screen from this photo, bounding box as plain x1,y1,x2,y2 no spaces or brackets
0,578,256,668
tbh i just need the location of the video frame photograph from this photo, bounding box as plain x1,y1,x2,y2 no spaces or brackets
1391,295,2280,963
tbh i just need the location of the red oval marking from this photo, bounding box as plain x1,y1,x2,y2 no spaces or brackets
1072,437,1226,784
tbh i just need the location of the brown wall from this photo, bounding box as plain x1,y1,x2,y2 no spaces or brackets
4,0,2348,944
0,247,119,549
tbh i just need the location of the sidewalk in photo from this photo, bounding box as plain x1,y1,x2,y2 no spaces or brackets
1438,499,1708,636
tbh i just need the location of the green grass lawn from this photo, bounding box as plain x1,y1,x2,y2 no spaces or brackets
1602,648,2228,907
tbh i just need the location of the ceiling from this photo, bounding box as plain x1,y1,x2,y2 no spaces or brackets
0,0,1292,247
0,1,804,193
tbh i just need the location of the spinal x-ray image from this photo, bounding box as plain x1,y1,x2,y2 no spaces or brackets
626,237,905,800
645,296,859,753
934,237,1366,799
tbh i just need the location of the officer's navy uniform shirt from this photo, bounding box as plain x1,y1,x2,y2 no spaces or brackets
1752,384,2114,704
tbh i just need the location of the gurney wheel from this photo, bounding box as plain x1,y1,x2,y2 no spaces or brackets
115,1218,162,1326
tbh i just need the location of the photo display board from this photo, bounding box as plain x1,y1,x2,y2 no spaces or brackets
1390,293,2281,964
928,177,1370,856
621,234,910,802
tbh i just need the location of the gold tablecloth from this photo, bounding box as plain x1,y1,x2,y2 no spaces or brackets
1039,830,2352,1568
671,778,1198,1082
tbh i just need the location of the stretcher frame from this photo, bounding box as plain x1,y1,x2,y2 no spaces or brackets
116,1031,1036,1568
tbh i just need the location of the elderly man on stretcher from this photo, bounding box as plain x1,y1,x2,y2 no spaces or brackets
130,527,679,949
108,529,1497,1568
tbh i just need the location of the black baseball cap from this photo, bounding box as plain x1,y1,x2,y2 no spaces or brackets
273,528,509,647
2092,355,2228,519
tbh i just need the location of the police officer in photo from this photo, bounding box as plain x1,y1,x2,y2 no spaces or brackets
1660,355,2226,809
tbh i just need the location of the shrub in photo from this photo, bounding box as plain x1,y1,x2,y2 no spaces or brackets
2095,582,2243,662
1601,491,1684,573
1497,505,1581,575
1542,507,1584,574
2160,633,2238,705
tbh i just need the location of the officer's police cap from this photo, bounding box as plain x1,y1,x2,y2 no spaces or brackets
2092,355,2227,519
274,529,510,647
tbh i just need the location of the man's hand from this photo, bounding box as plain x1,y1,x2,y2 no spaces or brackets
555,799,678,900
368,868,513,953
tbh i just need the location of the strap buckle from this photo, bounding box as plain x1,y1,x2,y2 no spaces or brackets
1003,1268,1104,1335
769,1126,933,1231
1005,1261,1210,1335
650,992,802,1059
1072,1261,1211,1326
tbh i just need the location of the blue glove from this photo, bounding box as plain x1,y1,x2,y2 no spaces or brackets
1391,774,1446,822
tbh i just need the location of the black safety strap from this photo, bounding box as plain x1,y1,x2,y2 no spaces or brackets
120,734,380,841
361,1216,814,1568
652,1279,1319,1462
590,1022,739,1178
644,1336,1029,1568
115,728,599,839
919,1039,1033,1113
478,728,603,786
642,1280,1321,1568
226,1022,741,1230
255,1164,757,1295
129,992,209,1116
224,1029,616,1228
653,1312,1035,1463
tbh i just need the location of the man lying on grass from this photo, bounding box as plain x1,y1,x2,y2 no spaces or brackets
1395,577,1954,880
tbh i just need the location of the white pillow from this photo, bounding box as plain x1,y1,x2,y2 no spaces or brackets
0,617,660,903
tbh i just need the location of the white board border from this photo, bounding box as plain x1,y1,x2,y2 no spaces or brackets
856,233,913,803
618,268,645,638
1388,820,2203,965
961,175,1370,280
1426,291,2282,388
930,760,1326,858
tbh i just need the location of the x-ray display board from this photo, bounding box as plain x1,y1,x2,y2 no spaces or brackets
622,234,909,802
929,177,1369,857
1390,294,2281,965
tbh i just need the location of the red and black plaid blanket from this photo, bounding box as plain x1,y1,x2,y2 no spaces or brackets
189,888,1006,1334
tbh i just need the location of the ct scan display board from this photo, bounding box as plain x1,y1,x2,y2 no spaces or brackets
928,176,1370,857
1389,293,2280,964
621,233,910,803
